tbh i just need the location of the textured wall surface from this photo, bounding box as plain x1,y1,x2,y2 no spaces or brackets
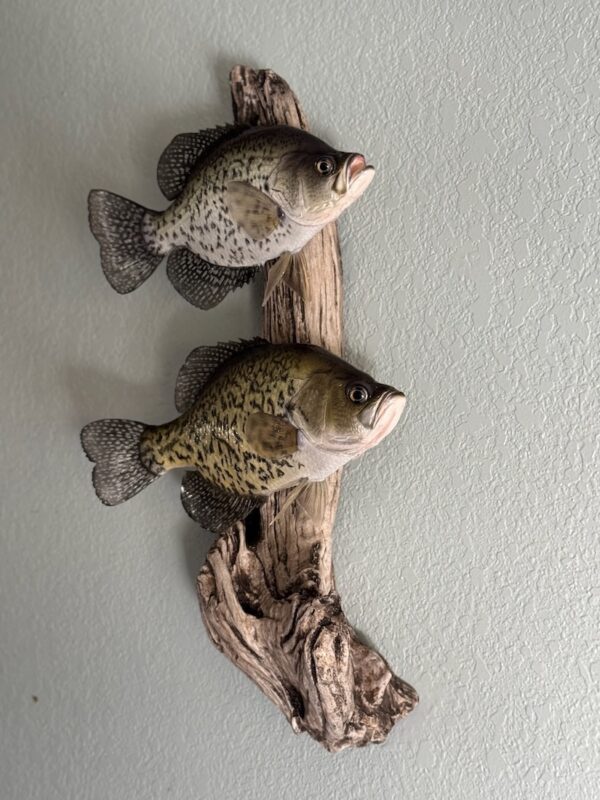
1,1,599,798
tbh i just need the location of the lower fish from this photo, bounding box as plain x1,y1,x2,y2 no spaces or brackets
80,339,406,532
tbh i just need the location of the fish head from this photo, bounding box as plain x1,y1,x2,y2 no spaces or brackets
267,130,375,226
289,351,406,457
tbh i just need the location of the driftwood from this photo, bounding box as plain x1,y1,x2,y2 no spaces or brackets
197,66,418,752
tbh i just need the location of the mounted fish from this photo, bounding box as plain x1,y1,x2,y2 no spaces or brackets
88,125,374,308
80,340,405,533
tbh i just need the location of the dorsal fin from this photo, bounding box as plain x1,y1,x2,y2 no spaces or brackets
157,124,246,200
174,338,268,413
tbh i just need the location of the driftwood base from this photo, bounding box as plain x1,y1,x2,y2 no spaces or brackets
199,521,418,751
197,66,418,752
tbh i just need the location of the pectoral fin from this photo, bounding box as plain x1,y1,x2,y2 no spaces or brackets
245,412,298,458
226,181,282,239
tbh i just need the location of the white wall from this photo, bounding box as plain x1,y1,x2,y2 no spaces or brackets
1,1,598,798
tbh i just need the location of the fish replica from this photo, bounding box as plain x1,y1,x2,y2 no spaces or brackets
88,124,374,308
80,339,405,532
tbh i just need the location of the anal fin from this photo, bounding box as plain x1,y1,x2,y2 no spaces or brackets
180,471,261,533
167,248,257,309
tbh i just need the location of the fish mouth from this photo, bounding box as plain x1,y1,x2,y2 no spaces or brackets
334,153,374,195
359,389,406,433
347,153,367,183
309,389,405,455
286,152,375,226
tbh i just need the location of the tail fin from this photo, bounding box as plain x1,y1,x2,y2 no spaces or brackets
88,190,163,294
80,419,160,506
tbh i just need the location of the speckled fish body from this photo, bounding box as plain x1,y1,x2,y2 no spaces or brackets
146,127,330,267
81,340,405,532
141,343,385,496
88,125,374,308
141,344,307,496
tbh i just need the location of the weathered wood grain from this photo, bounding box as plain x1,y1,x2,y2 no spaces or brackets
197,66,418,751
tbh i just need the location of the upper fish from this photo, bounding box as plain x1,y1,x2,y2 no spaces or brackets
88,124,375,308
80,339,405,533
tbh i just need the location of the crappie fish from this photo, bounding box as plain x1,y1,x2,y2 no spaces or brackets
88,125,374,308
80,339,405,533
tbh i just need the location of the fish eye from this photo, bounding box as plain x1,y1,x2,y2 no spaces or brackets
346,383,370,404
315,156,336,176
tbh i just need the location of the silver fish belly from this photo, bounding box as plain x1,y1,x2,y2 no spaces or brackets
145,184,321,267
